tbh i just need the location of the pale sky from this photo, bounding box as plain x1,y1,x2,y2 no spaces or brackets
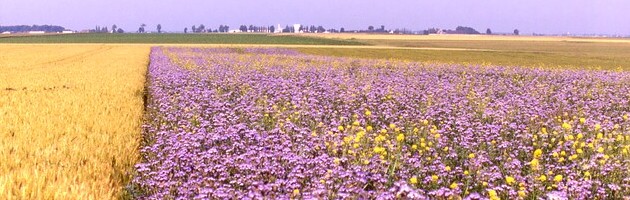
0,0,628,34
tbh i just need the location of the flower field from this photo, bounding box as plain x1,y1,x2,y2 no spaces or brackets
134,47,630,199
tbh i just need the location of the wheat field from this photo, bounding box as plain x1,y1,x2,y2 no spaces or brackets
0,45,149,199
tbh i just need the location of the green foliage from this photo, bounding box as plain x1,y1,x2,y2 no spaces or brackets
0,33,366,45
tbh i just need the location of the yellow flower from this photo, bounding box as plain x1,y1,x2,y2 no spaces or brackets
364,109,372,116
560,151,566,156
623,114,629,120
411,144,418,150
373,146,386,154
579,118,586,124
445,166,451,172
530,159,540,169
554,175,563,182
434,133,441,139
597,147,604,153
338,126,344,131
538,175,547,181
389,123,396,129
552,152,559,157
410,177,418,184
293,189,300,196
583,171,591,179
468,153,475,159
505,176,515,185
450,182,458,189
352,121,360,126
380,129,388,134
597,133,603,139
533,149,543,158
488,189,500,200
431,175,439,182
595,124,601,131
464,170,470,175
541,127,548,134
482,181,488,187
334,158,340,165
422,119,429,126
362,160,370,165
562,122,572,130
413,127,419,133
396,134,405,142
576,149,583,154
577,133,583,140
443,147,449,152
518,190,526,198
366,126,373,132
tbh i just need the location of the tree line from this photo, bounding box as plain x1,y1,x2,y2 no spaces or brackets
30,23,522,35
0,25,67,33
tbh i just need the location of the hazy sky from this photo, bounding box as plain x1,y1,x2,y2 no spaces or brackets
0,0,628,34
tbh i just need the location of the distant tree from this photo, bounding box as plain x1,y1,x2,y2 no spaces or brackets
102,26,108,33
0,25,67,33
454,26,480,34
368,26,374,32
514,29,520,35
317,26,325,33
224,25,229,32
198,24,205,33
192,25,196,33
239,25,247,32
380,25,385,31
486,28,492,35
157,24,162,33
138,24,146,33
184,27,188,33
340,27,345,33
283,25,291,33
117,28,124,33
111,24,117,33
269,25,275,33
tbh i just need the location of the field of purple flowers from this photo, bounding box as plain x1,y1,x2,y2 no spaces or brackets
132,47,630,199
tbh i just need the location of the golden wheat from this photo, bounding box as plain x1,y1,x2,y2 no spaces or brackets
0,45,149,199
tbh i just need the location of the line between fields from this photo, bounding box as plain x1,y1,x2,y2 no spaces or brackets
0,43,500,52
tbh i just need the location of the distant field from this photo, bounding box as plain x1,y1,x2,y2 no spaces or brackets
302,33,630,43
2,33,630,70
0,33,365,45
297,47,630,70
293,33,630,70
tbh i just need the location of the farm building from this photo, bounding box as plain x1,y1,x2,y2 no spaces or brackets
28,31,46,34
1,31,10,34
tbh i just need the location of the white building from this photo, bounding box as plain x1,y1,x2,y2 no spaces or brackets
28,31,45,34
1,31,10,34
61,31,75,34
293,24,302,33
275,24,282,33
